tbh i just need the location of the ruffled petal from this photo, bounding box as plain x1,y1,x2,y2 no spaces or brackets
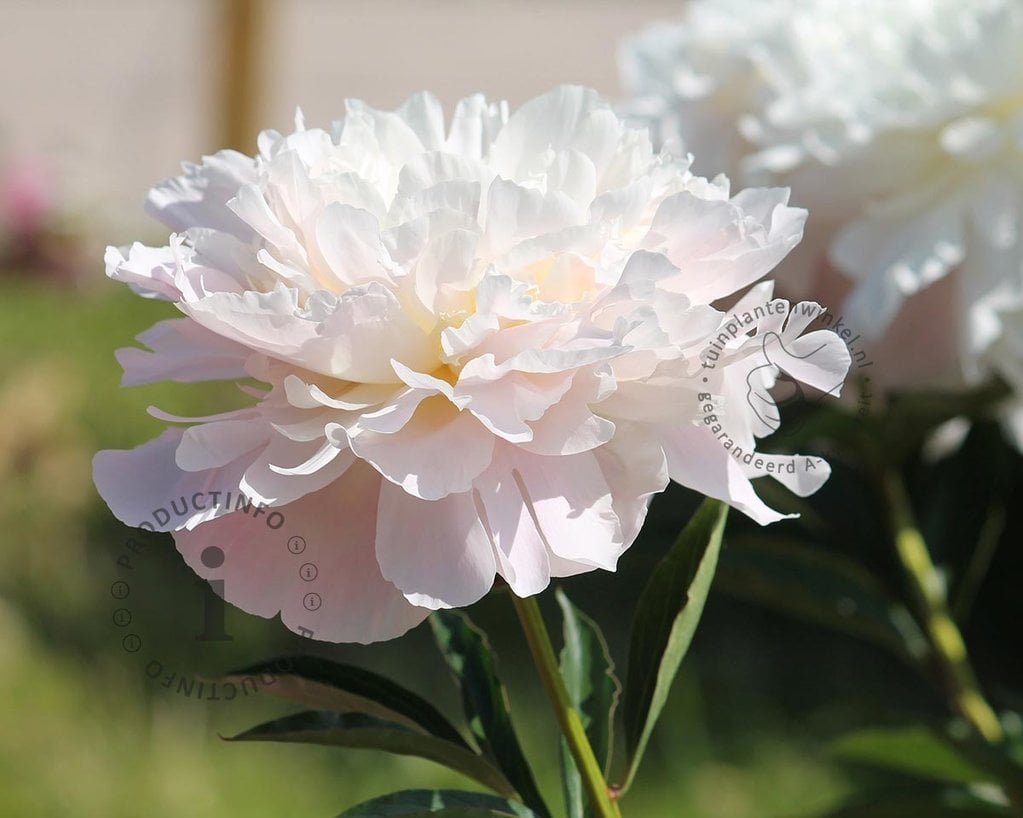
375,482,495,609
176,462,429,643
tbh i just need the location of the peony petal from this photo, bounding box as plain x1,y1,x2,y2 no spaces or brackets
521,369,617,456
375,481,496,609
446,94,507,159
455,365,576,443
490,85,615,181
176,417,269,472
315,203,392,289
93,428,256,531
592,422,668,546
146,149,257,239
306,282,438,382
660,424,792,525
176,462,430,644
474,459,551,596
105,242,182,301
510,448,623,570
481,178,582,259
117,318,252,386
645,188,807,304
398,92,447,150
350,395,495,500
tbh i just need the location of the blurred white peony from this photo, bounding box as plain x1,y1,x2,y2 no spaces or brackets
622,0,1023,443
94,86,849,643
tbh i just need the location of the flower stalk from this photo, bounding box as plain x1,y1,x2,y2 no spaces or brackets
512,594,623,818
882,471,1003,743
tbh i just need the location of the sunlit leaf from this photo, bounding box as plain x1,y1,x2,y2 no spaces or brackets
555,588,622,817
431,611,550,817
622,498,729,790
833,726,992,784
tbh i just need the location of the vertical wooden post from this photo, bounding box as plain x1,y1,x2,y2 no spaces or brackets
218,0,266,152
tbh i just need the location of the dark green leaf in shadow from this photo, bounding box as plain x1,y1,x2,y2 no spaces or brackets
555,588,622,817
225,711,514,796
715,538,929,666
833,725,992,784
430,611,550,817
879,378,1011,464
337,788,540,817
622,497,729,791
819,784,1011,817
217,656,469,748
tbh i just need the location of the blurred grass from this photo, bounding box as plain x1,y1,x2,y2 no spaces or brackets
0,278,851,818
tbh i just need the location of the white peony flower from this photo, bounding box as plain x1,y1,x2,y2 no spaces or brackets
93,86,849,643
622,0,1023,442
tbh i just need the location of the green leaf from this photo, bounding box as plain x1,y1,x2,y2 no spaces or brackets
217,656,469,748
820,785,1011,817
761,400,878,454
224,711,514,796
833,726,992,784
621,497,729,791
715,538,929,665
559,743,585,818
430,611,550,818
555,589,621,818
337,789,541,817
879,378,1011,464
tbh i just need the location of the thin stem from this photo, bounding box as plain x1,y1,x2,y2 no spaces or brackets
952,503,1006,626
512,594,623,818
882,471,1003,743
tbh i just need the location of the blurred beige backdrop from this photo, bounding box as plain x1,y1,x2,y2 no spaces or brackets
0,0,676,243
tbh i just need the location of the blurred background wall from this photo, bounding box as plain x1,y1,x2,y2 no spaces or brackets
0,0,676,244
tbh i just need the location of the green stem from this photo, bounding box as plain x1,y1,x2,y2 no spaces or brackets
882,471,1003,743
952,503,1006,626
512,595,623,818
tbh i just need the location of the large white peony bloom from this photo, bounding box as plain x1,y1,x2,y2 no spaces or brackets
93,86,849,643
622,0,1023,441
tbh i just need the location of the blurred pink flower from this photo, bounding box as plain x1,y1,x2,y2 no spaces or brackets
94,86,849,643
0,156,53,237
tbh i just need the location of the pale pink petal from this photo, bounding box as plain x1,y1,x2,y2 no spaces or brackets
481,178,582,258
647,188,806,304
241,434,357,506
117,319,252,386
146,149,257,239
104,242,181,301
177,463,429,644
93,428,254,531
660,425,792,526
591,422,668,545
375,481,496,609
455,365,575,443
521,369,617,456
349,396,495,500
315,203,392,289
474,457,551,596
490,85,618,182
175,417,269,471
740,452,831,497
511,449,623,570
